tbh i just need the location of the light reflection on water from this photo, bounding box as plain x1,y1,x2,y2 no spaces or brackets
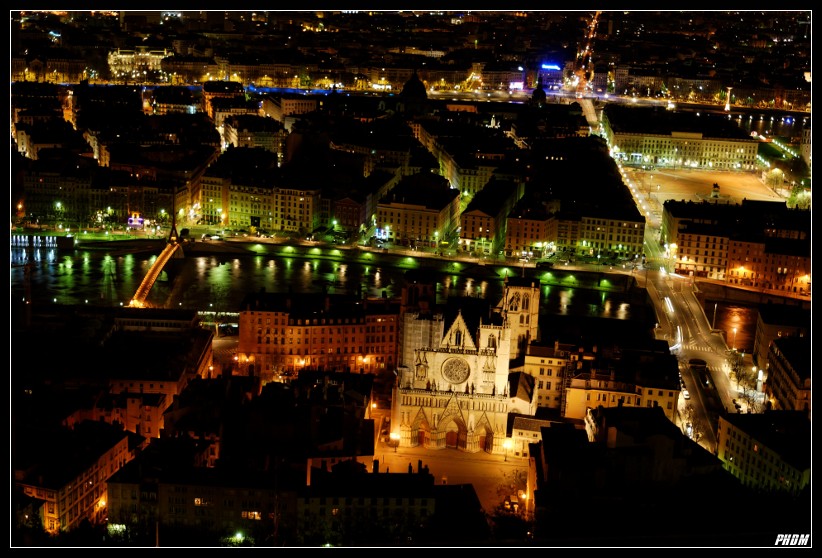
734,113,808,140
707,302,758,354
12,246,639,321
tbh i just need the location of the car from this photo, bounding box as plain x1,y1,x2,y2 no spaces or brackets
682,389,690,400
685,422,693,439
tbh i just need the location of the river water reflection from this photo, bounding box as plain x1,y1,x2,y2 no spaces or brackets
11,246,641,322
702,300,758,355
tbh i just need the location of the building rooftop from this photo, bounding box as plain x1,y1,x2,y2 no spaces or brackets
757,302,811,328
721,411,811,471
604,104,755,140
770,336,811,379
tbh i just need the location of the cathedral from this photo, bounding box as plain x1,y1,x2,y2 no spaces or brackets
392,275,540,454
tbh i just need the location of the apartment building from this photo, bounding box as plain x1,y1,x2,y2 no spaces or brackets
375,172,460,247
764,336,811,414
15,421,132,534
716,411,810,494
753,302,810,372
601,104,759,171
237,292,401,381
663,200,811,294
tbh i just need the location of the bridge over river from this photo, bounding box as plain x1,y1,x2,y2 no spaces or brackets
127,241,186,307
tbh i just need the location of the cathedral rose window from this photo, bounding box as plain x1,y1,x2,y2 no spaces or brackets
442,357,470,384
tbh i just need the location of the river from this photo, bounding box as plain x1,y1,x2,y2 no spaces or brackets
702,300,758,355
11,241,767,364
11,243,644,322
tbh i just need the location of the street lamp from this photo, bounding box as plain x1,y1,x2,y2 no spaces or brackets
503,439,512,462
389,432,400,453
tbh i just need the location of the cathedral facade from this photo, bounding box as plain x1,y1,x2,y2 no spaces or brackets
392,277,540,454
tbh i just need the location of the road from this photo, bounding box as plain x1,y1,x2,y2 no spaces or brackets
622,163,787,451
637,263,771,454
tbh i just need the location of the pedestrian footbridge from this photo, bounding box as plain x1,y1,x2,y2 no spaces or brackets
128,242,185,308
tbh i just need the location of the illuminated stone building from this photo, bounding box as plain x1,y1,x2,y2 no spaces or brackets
223,115,287,159
107,46,172,82
15,421,132,535
716,411,810,494
375,171,460,247
753,302,810,373
201,80,245,119
522,287,681,421
237,292,400,382
522,341,573,411
392,277,540,454
663,199,811,294
261,93,319,125
459,176,525,256
562,345,680,423
764,336,811,414
601,104,759,171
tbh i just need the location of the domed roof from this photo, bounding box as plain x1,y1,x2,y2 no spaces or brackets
400,70,428,100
